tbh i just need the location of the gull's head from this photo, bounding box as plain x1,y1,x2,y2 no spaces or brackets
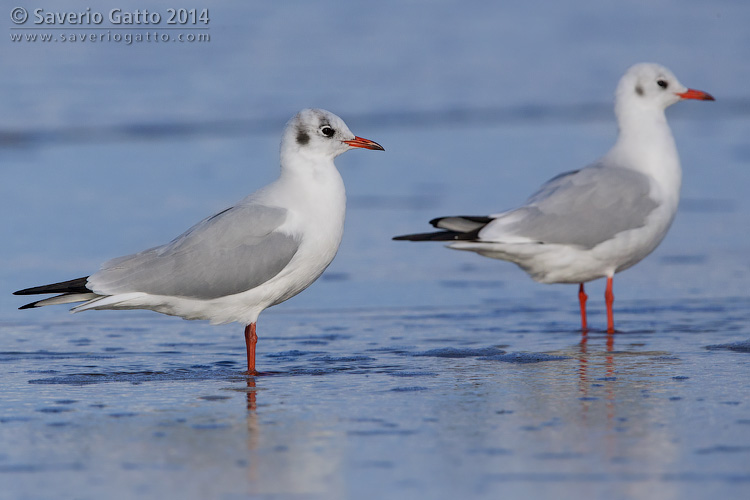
615,63,714,116
282,109,384,161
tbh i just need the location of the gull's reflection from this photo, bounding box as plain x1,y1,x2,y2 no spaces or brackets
246,377,259,448
578,330,616,424
244,375,260,486
246,377,257,412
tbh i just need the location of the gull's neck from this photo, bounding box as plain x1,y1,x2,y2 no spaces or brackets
605,102,682,205
272,150,347,256
270,149,347,217
279,149,343,186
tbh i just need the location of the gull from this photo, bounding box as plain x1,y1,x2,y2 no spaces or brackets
14,108,384,374
394,63,713,332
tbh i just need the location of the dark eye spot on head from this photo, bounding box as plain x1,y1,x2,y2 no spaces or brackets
296,129,310,145
320,126,335,137
635,84,644,96
657,79,668,89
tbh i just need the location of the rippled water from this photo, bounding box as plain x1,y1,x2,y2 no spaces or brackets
2,1,750,499
2,297,750,499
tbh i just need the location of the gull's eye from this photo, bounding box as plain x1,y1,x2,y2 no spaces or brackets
320,126,335,137
657,79,668,89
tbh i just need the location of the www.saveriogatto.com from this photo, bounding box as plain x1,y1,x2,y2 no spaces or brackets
9,6,210,44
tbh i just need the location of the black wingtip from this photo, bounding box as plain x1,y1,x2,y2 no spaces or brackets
18,302,39,310
393,231,468,242
14,276,91,296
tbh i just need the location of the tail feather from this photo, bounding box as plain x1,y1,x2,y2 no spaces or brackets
19,293,100,310
430,215,493,231
71,292,146,312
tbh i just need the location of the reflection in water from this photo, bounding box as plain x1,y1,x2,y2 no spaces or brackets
246,377,257,412
578,331,616,425
245,376,260,487
240,374,346,497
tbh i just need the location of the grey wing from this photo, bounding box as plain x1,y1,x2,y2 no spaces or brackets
88,203,300,300
481,165,659,249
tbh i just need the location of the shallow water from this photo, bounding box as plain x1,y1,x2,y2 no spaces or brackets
2,1,750,499
2,299,750,499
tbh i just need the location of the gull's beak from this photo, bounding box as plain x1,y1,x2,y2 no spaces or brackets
676,88,715,101
343,136,385,151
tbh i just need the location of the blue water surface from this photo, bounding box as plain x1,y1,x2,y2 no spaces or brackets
1,2,749,499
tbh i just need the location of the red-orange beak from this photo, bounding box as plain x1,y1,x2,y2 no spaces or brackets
676,88,715,101
343,136,385,151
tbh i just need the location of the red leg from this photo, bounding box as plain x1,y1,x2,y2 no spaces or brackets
244,323,258,375
605,276,615,333
578,283,588,333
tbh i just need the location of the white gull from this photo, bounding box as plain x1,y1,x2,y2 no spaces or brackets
394,63,713,332
15,108,384,373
